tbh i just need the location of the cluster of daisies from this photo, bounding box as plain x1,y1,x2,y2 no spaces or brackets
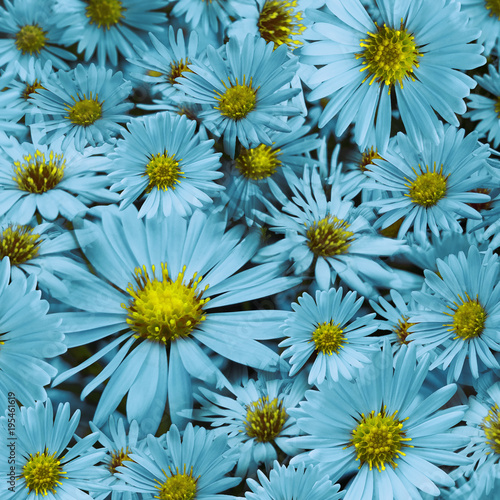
3,0,500,498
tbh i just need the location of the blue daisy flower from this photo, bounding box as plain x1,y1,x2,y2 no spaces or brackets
461,0,500,56
114,423,240,499
467,64,500,149
0,132,117,224
194,371,308,477
364,126,491,243
109,112,223,219
254,165,407,297
30,63,133,152
55,0,169,66
0,258,65,410
280,287,380,385
52,205,300,434
177,34,301,158
300,0,485,151
289,343,471,500
0,0,76,75
0,399,108,499
245,461,343,500
408,246,500,381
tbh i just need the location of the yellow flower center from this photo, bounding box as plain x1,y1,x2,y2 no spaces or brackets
65,93,103,126
169,58,193,85
357,23,421,92
13,149,65,194
445,293,487,341
483,404,500,454
0,226,41,265
155,466,198,500
15,25,47,55
144,152,184,192
306,216,355,257
257,0,306,49
393,316,415,345
311,321,347,355
22,451,66,496
359,146,382,172
485,0,500,19
22,79,45,100
349,407,412,471
495,97,500,118
86,0,125,29
109,448,132,474
235,144,282,180
215,77,257,120
406,163,448,207
244,396,288,442
123,264,209,344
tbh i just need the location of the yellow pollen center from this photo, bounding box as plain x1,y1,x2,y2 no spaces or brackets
86,0,125,29
169,59,193,85
235,144,282,180
215,77,257,120
311,321,347,355
485,0,500,19
0,225,41,265
393,316,415,345
15,25,47,55
123,264,209,344
445,294,487,340
306,216,355,257
155,466,198,500
482,404,500,454
357,22,421,93
109,448,132,474
65,93,102,126
244,396,288,442
257,0,306,49
22,451,66,496
359,146,382,172
23,80,45,100
13,149,65,194
144,152,184,192
495,97,500,118
349,407,412,471
406,163,448,207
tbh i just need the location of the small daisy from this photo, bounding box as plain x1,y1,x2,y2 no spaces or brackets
55,0,169,66
461,0,500,56
30,63,133,152
177,34,301,158
109,112,223,219
0,0,76,75
280,287,380,385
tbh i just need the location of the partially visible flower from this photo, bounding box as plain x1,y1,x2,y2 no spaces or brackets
114,424,240,499
177,34,301,158
30,63,133,151
461,0,500,56
109,112,223,219
281,287,379,384
194,372,308,477
0,399,108,499
55,0,169,66
245,461,343,500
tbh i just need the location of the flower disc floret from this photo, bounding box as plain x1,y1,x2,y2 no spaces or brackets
495,97,500,118
0,225,41,265
215,77,257,120
156,466,198,500
306,216,354,257
257,0,306,48
485,0,500,20
359,147,382,172
311,321,347,355
15,24,47,55
169,59,192,85
65,94,103,126
393,316,415,345
445,294,487,340
22,79,44,100
483,404,500,455
109,448,132,474
244,396,288,442
406,164,448,207
13,149,65,194
350,408,412,471
22,451,66,496
236,144,281,180
86,0,125,29
123,263,209,344
145,152,183,192
357,23,421,91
